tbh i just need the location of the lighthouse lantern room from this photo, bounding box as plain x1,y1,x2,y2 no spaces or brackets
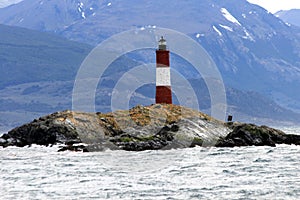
155,36,172,104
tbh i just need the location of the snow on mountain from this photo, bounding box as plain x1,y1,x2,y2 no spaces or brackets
220,8,241,26
213,25,223,36
219,24,233,32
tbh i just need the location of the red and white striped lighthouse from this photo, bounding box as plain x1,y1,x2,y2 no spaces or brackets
156,36,172,104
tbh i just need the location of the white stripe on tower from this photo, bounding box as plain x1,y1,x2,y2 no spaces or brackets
156,67,171,86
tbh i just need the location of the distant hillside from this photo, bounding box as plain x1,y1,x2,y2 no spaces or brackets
0,1,300,130
276,9,300,27
0,0,300,114
0,24,92,89
0,24,93,131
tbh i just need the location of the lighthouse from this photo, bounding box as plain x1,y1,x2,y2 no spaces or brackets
156,36,172,104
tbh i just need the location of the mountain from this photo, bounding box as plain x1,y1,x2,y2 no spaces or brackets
0,24,92,88
2,53,298,130
0,0,299,115
0,0,300,130
0,24,92,131
275,9,300,27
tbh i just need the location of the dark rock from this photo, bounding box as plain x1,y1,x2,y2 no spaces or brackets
190,137,203,147
216,123,299,147
65,140,82,146
0,111,79,148
170,124,180,132
58,144,89,152
106,123,181,151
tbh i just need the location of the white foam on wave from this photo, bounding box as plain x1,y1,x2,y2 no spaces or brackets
1,144,300,199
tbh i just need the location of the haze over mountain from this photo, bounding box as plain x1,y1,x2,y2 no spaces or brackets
0,0,300,130
0,24,92,131
0,24,91,88
276,9,300,27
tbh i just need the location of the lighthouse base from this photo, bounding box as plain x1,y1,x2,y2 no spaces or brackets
156,86,172,104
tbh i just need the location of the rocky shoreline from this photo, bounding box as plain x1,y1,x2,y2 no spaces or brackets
0,104,299,151
216,123,300,147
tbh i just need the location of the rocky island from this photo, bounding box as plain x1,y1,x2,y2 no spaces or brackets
0,104,299,151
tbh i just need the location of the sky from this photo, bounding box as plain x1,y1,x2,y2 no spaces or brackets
247,0,300,13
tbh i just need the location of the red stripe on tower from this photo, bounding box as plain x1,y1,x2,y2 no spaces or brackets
156,36,172,104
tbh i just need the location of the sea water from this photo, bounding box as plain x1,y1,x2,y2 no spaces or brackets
0,127,300,200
